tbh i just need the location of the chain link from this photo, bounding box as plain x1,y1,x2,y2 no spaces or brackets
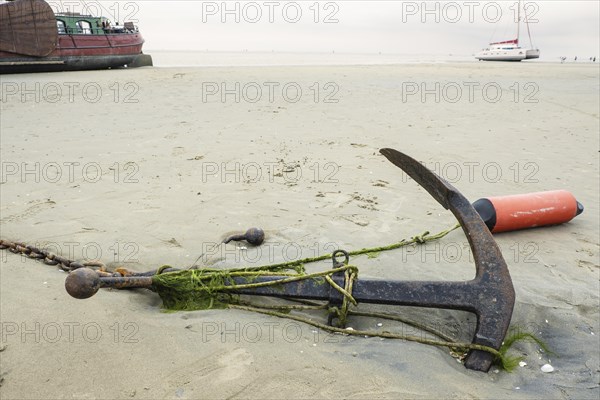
0,239,107,272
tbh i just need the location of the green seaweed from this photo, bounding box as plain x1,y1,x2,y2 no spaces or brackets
495,328,555,371
145,223,546,370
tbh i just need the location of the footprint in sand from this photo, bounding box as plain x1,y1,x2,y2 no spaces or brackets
171,147,185,157
166,348,254,388
0,199,56,224
372,180,389,187
337,214,369,227
577,259,599,272
351,192,379,211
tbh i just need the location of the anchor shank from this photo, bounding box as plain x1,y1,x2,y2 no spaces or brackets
232,276,480,312
349,279,480,312
231,276,331,301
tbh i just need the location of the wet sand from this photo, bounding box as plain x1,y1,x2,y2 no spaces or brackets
0,62,598,399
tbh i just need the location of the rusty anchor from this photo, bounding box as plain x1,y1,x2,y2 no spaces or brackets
65,149,515,372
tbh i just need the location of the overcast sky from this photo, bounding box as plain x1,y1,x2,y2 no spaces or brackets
46,1,599,59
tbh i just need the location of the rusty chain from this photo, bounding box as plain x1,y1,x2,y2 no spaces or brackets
0,239,107,273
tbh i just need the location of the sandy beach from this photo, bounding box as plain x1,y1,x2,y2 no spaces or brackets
1,61,598,399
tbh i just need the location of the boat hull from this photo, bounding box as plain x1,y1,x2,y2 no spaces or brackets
475,56,525,62
475,48,526,62
525,49,540,59
0,32,149,74
0,54,150,74
52,32,145,57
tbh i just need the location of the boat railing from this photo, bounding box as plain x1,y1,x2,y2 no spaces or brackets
62,26,139,35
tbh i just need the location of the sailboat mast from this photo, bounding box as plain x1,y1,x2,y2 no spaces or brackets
525,1,534,48
516,0,521,45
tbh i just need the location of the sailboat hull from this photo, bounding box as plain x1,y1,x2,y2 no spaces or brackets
475,48,526,62
525,49,540,59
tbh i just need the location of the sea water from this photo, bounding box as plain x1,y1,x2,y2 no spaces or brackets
147,51,476,67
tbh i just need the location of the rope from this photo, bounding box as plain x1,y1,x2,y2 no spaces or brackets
148,222,523,366
151,223,462,316
1,222,548,370
218,222,461,273
228,304,504,362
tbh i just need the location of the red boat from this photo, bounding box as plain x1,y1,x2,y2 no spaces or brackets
0,0,152,73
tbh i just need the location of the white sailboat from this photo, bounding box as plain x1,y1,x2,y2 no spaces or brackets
475,1,540,62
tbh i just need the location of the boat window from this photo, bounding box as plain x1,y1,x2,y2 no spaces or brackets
56,20,66,34
76,20,92,34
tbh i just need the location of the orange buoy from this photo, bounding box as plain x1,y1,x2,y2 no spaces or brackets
473,190,583,233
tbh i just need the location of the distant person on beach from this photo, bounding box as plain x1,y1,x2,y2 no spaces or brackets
574,56,577,61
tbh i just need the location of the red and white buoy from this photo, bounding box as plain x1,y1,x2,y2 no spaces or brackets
473,190,584,233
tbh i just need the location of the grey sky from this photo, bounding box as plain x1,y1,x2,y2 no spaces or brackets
49,1,599,59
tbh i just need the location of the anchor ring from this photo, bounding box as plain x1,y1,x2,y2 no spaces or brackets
331,249,349,267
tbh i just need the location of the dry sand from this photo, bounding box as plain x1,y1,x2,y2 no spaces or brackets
0,62,598,399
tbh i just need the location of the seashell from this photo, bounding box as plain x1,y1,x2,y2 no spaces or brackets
541,364,554,373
